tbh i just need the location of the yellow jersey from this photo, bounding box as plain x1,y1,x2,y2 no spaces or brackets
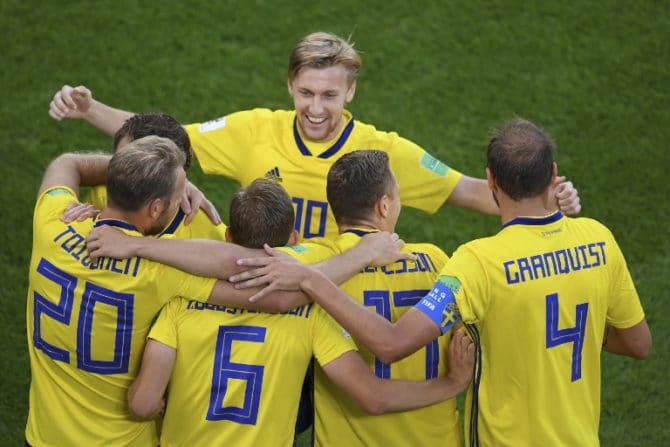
418,211,645,447
185,109,462,239
85,185,227,241
149,298,356,447
25,187,216,447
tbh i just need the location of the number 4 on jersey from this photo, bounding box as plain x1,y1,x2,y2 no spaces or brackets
545,293,588,382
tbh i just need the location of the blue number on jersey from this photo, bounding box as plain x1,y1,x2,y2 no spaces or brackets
208,325,266,425
292,196,328,238
545,293,588,382
364,289,439,379
33,258,134,374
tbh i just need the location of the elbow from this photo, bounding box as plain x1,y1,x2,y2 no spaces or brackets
128,394,161,421
631,340,652,360
357,394,389,415
375,340,413,364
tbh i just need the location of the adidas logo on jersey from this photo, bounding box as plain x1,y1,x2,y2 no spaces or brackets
264,167,282,182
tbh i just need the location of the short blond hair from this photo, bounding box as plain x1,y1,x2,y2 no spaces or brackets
107,135,185,211
288,32,362,85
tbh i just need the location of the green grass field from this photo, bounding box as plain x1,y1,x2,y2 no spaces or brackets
2,1,668,445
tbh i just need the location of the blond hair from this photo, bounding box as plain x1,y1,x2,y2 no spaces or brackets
107,135,185,211
288,32,361,84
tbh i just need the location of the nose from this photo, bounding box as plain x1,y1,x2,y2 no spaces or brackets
308,96,324,114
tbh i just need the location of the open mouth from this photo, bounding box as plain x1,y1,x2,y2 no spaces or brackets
305,115,326,125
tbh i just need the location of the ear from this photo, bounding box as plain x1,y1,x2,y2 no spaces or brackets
345,79,356,103
287,229,300,245
147,197,165,220
287,79,294,96
225,227,233,243
377,194,390,219
486,167,496,192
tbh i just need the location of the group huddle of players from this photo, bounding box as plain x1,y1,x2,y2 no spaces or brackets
26,32,649,447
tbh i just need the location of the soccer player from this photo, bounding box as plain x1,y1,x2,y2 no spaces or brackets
236,119,652,446
64,112,227,240
126,178,474,447
48,32,581,240
28,136,381,447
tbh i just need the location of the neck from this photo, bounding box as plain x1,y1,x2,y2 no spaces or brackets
338,219,380,234
499,197,554,226
98,208,146,234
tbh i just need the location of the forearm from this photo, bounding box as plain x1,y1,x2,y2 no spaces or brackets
208,281,310,313
127,380,164,421
84,99,134,136
446,176,500,216
301,271,402,358
135,238,259,279
314,246,371,284
39,153,111,196
368,376,465,414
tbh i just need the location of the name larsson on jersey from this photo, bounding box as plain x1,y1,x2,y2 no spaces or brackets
54,225,141,277
503,241,606,285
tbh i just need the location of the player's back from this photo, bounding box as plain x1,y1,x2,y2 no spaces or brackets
25,187,214,447
153,298,354,447
314,230,461,447
446,212,644,447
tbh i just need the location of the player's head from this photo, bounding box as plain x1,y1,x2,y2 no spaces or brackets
287,32,360,142
486,118,557,202
107,135,186,235
113,113,193,170
327,150,400,232
227,178,298,248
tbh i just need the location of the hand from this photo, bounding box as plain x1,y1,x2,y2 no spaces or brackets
357,231,417,267
49,85,93,121
445,329,475,391
181,180,221,225
86,225,139,261
61,201,100,223
230,244,316,302
553,176,581,215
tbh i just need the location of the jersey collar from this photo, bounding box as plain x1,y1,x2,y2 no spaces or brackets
292,112,355,159
158,208,185,237
94,218,138,232
342,227,379,237
500,210,564,230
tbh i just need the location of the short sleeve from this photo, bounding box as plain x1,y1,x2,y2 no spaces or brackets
185,110,258,179
311,306,357,366
147,299,180,348
386,135,463,214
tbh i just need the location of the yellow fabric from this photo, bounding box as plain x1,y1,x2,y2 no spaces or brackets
301,232,460,447
440,212,645,447
186,109,462,239
83,185,227,241
149,298,356,447
25,186,216,447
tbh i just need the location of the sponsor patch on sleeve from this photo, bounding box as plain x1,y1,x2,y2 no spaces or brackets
414,275,461,334
420,152,449,177
198,116,227,133
286,244,307,254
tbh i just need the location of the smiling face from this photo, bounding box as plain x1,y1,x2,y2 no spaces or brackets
288,65,356,143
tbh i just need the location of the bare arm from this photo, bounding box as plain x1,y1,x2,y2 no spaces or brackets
128,340,175,420
39,153,111,197
86,226,260,279
322,330,473,414
446,174,581,216
602,319,652,359
302,268,441,363
208,279,309,313
49,85,134,136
